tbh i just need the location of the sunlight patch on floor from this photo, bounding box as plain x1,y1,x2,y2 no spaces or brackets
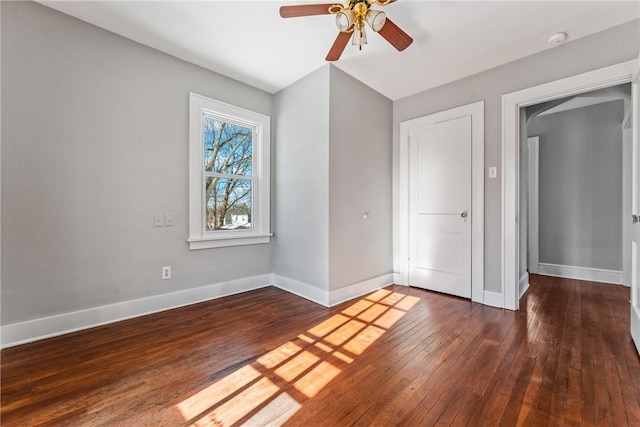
191,377,280,427
258,341,303,369
343,324,386,356
293,361,342,398
307,314,350,338
275,350,320,382
177,364,262,420
241,392,301,426
176,289,421,426
323,320,367,346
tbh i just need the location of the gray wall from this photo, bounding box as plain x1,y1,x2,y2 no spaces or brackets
1,1,273,324
272,66,330,290
273,65,393,293
328,67,393,290
527,101,624,270
393,19,639,292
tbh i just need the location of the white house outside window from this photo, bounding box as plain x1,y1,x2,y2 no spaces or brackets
188,93,271,249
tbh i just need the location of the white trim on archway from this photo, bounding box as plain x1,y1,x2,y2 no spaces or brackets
501,60,637,311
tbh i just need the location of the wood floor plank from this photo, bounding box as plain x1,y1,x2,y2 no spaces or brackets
367,305,493,426
2,276,640,426
290,296,475,426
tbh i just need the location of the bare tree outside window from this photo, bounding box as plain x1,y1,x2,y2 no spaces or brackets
203,117,253,231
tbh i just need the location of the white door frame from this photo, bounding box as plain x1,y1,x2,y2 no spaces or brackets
631,61,640,355
527,136,540,275
623,102,633,287
502,60,637,311
399,101,485,304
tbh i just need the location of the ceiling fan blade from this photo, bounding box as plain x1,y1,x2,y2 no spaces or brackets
279,3,337,18
378,18,413,51
326,31,352,61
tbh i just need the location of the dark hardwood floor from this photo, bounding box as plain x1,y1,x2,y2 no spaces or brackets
2,274,640,426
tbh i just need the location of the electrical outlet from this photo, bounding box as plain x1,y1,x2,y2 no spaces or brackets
165,213,174,227
162,266,171,280
154,214,165,227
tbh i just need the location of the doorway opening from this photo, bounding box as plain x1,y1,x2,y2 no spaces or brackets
519,84,632,291
502,60,637,311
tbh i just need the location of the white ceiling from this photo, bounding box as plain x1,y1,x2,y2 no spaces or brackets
39,1,639,100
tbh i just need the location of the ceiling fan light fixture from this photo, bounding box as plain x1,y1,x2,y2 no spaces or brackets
352,25,368,48
280,0,413,61
365,9,386,32
336,10,355,32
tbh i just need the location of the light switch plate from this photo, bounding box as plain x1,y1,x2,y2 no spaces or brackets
488,167,497,179
154,214,164,227
165,213,174,227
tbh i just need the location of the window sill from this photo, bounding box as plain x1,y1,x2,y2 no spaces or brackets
187,233,272,250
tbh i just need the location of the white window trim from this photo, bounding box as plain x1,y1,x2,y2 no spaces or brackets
188,93,271,250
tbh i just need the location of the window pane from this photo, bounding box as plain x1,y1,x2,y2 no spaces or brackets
205,177,252,231
203,116,253,176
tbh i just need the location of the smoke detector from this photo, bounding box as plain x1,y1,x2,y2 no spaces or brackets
548,32,568,45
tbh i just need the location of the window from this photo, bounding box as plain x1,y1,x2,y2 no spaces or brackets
188,93,271,249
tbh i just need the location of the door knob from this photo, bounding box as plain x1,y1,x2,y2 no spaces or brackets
633,214,639,224
461,211,468,218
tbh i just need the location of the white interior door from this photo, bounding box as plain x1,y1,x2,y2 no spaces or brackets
631,65,640,355
409,115,472,298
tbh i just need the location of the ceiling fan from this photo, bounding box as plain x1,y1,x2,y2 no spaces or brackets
280,0,413,61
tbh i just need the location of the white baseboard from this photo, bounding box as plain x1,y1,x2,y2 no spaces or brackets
272,273,393,308
519,272,530,299
1,274,272,349
328,274,394,307
271,275,329,306
483,290,503,308
2,272,396,348
537,263,622,285
393,273,402,284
